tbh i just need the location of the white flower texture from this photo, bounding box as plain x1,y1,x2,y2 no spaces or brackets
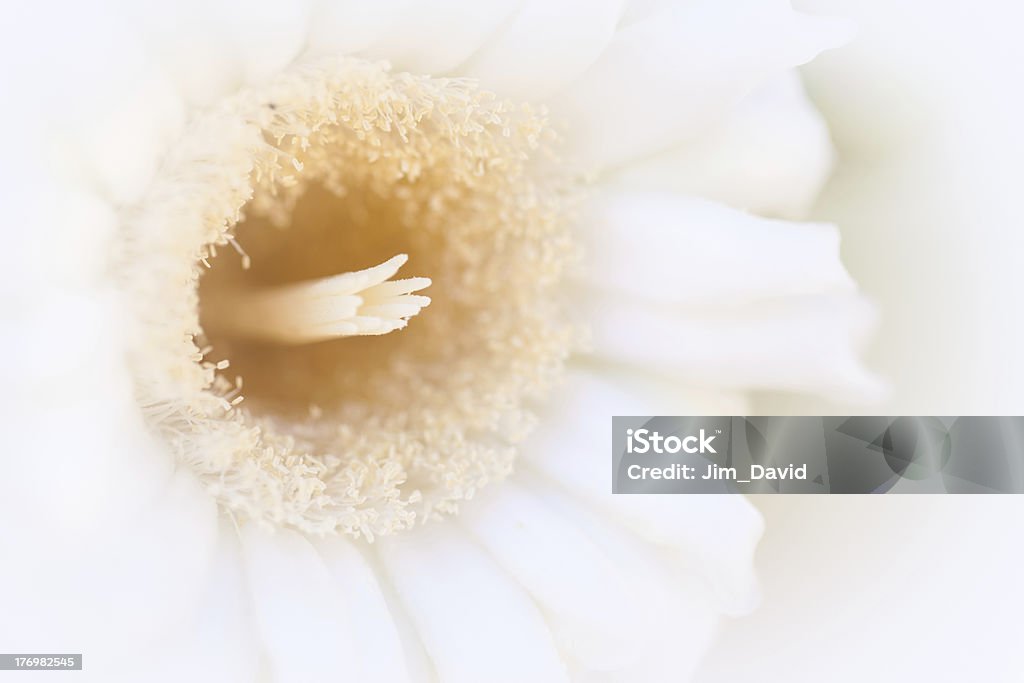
0,1,878,682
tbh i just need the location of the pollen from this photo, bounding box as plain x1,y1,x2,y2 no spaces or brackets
117,56,576,538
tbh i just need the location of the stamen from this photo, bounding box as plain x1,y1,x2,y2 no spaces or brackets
126,56,573,537
202,254,431,344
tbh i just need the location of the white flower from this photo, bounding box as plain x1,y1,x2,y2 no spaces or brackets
0,1,877,681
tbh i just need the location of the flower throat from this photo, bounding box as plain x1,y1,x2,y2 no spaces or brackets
123,57,576,539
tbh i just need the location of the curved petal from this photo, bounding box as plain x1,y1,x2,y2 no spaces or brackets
617,0,675,28
3,186,119,293
316,536,416,683
240,525,358,683
459,0,628,100
112,0,310,105
307,0,410,57
137,519,260,683
208,0,313,86
24,1,186,205
377,522,570,683
458,480,649,670
179,520,261,683
582,289,882,401
519,366,764,615
2,294,175,542
358,0,522,75
527,471,725,681
118,0,245,107
576,191,856,308
76,73,184,206
609,72,836,220
0,469,219,676
549,0,853,170
48,12,185,205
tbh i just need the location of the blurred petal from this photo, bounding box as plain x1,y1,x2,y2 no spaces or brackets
138,519,260,683
609,72,835,219
316,537,416,683
583,290,882,400
460,0,628,100
118,0,244,106
458,480,648,670
527,471,727,681
308,0,409,56
2,292,174,537
358,0,522,74
577,191,855,308
520,366,763,614
0,469,219,676
24,1,186,205
74,74,185,206
3,186,119,292
378,522,570,683
210,0,312,86
240,526,358,683
550,0,853,170
617,0,674,27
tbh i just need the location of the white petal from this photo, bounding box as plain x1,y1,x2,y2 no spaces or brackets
9,3,185,204
531,474,724,681
377,522,570,683
583,289,882,401
307,0,408,56
577,192,855,308
115,0,310,103
77,75,184,206
240,525,358,683
179,521,261,683
460,0,628,100
0,167,119,295
2,293,175,538
617,0,674,28
458,480,649,670
2,296,193,661
5,291,124,401
316,537,416,683
134,520,260,683
3,394,173,540
211,0,313,86
112,470,220,639
0,469,219,675
550,0,853,170
520,366,763,614
118,0,246,106
357,0,522,75
609,72,835,220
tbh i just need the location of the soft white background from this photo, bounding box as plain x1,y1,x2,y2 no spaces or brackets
707,2,1024,680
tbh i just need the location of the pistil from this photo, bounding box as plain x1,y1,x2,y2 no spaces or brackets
202,254,430,344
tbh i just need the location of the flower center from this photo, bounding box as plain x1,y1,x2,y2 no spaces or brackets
122,57,575,538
